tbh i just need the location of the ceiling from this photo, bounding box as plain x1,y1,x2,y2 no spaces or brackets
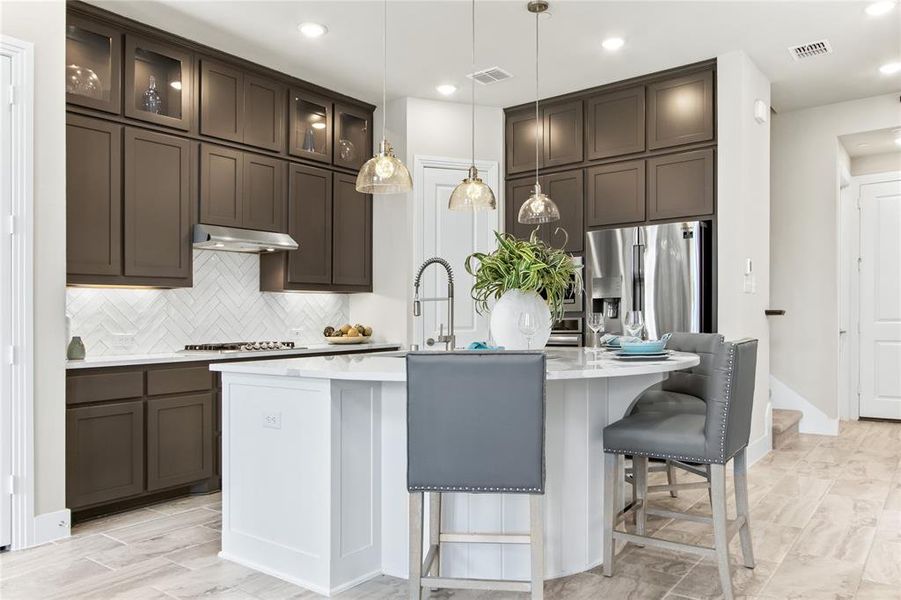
840,126,901,157
89,0,901,112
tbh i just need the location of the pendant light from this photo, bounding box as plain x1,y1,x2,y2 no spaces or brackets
517,0,560,225
448,0,496,211
356,0,413,194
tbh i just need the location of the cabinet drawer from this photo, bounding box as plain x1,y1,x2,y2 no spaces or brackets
67,371,144,406
148,366,213,396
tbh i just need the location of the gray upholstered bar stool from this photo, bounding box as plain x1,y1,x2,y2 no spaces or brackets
624,333,720,500
406,351,546,600
602,337,758,600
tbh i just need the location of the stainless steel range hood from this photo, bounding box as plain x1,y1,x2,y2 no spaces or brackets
192,224,298,253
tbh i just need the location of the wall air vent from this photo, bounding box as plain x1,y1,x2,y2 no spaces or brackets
788,40,833,61
467,67,513,85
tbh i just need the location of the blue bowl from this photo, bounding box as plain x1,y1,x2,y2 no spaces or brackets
619,333,671,354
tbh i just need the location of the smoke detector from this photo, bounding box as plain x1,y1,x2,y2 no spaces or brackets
467,67,513,85
788,40,833,61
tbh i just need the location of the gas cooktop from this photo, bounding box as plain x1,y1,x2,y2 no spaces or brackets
181,341,298,353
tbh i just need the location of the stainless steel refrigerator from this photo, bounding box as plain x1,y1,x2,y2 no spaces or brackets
586,221,713,341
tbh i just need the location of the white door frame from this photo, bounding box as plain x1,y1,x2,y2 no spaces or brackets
1,34,36,550
844,170,901,421
411,155,501,347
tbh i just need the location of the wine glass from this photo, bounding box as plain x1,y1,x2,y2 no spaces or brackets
586,312,605,351
624,310,645,340
518,311,538,350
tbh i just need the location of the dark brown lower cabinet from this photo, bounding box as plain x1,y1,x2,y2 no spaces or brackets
147,393,213,491
66,400,144,509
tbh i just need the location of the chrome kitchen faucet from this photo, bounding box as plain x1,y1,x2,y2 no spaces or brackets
412,257,455,351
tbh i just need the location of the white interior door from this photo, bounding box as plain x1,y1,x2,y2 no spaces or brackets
859,177,901,419
0,53,13,548
415,158,500,349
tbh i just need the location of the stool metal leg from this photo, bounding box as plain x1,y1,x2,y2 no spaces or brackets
710,464,735,600
733,449,756,569
529,495,544,600
666,461,679,498
428,492,442,579
409,493,423,600
602,452,618,577
633,456,648,537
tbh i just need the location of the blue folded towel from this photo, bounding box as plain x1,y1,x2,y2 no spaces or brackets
466,341,504,351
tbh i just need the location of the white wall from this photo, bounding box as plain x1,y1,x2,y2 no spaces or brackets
349,97,504,345
851,151,901,176
716,52,772,451
0,1,67,519
771,93,901,423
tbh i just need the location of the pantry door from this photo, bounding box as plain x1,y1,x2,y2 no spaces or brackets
859,176,901,419
414,157,500,349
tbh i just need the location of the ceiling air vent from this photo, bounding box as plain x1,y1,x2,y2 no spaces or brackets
467,67,513,85
788,39,833,61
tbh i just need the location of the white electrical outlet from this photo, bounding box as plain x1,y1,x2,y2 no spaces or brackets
263,411,282,429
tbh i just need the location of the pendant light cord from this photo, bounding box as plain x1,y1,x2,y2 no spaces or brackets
534,9,539,188
471,0,475,169
382,0,387,143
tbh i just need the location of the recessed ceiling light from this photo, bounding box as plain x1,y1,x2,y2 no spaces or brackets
298,22,327,38
865,1,896,16
601,37,625,51
436,84,457,96
879,61,901,75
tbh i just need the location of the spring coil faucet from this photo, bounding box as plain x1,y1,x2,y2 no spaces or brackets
412,257,455,350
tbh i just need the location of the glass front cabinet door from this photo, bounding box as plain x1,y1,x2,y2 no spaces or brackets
65,15,122,114
333,103,372,171
124,35,193,130
289,90,332,163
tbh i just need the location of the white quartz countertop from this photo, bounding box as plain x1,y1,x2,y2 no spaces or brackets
210,348,700,381
65,342,403,370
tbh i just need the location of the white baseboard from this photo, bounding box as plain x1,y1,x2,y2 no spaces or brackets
746,401,773,467
33,509,71,545
770,376,839,436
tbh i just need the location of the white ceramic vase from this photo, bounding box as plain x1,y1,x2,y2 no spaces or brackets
489,289,552,350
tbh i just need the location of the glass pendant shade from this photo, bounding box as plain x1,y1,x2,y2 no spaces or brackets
518,182,560,224
355,140,413,194
449,166,496,211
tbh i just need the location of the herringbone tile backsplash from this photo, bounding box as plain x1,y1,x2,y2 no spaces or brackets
66,250,350,356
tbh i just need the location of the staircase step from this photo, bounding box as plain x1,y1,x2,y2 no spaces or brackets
772,409,803,449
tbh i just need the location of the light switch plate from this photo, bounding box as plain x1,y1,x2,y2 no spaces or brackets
263,411,282,429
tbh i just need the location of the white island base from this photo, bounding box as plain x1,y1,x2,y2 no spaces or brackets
212,350,699,596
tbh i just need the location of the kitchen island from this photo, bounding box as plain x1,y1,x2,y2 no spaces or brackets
211,349,700,595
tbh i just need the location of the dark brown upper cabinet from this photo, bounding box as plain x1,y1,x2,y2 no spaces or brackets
647,149,714,221
586,160,646,228
66,114,122,278
506,108,540,176
647,70,714,150
65,15,122,114
243,74,285,152
332,173,372,288
146,392,213,492
586,86,645,160
123,127,192,280
542,99,583,169
286,164,332,285
543,170,584,253
125,35,193,131
334,104,372,171
505,178,538,243
243,154,285,232
66,400,144,509
289,89,332,163
200,144,243,228
200,59,244,143
199,143,286,232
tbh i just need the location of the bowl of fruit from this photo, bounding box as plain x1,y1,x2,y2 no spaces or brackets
323,324,373,344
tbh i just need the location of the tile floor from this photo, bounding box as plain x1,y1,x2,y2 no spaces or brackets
2,419,900,599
